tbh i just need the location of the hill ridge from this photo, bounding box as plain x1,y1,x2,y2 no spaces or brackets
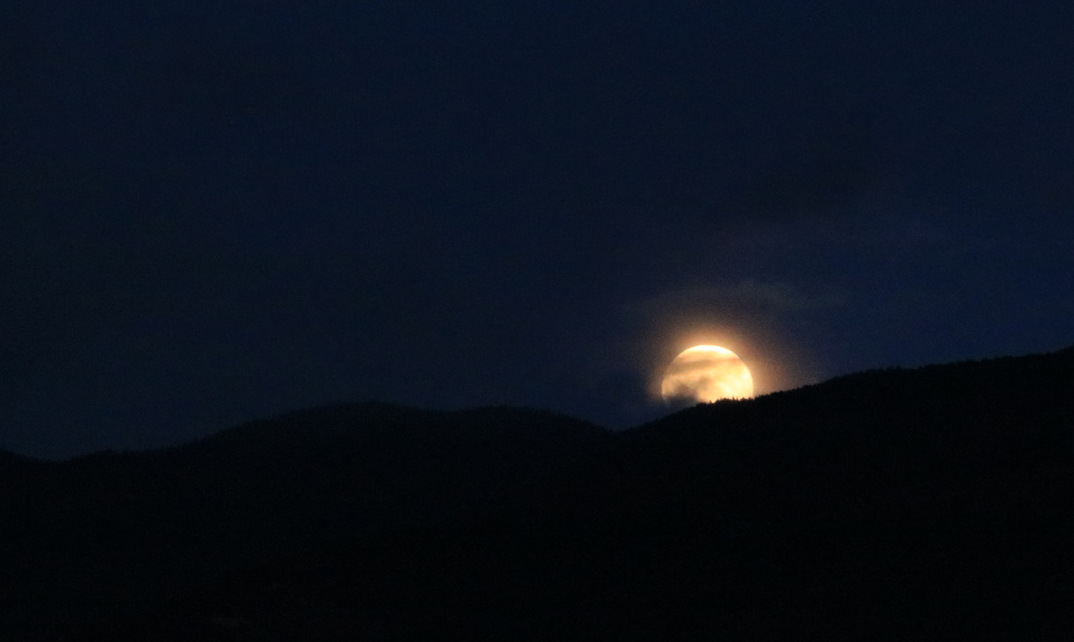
4,344,1073,639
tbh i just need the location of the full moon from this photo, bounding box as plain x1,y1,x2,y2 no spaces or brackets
661,345,754,403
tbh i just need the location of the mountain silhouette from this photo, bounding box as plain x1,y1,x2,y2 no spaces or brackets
0,403,609,639
5,348,1074,639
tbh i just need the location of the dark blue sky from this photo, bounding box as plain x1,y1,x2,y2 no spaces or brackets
4,1,1073,457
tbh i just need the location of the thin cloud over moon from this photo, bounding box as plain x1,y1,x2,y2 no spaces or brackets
626,280,838,402
661,345,754,404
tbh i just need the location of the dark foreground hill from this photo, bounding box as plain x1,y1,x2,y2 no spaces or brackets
6,348,1074,639
0,404,610,639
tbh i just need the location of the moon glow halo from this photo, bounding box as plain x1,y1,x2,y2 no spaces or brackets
661,345,754,404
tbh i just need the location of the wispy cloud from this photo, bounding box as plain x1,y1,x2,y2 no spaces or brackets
636,279,847,317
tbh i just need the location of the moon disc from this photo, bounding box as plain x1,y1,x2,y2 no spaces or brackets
661,345,754,403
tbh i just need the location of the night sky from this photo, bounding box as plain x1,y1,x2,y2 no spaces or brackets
4,1,1073,458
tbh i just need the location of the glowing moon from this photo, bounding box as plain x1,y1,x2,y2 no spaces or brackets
661,345,754,403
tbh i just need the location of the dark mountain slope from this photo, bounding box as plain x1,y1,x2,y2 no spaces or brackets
0,403,610,639
115,347,1074,640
